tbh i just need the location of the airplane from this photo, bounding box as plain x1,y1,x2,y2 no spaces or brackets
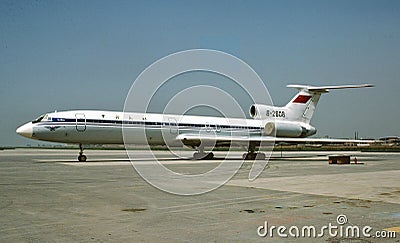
16,84,374,162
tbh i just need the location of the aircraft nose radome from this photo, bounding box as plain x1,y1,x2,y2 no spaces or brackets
16,122,33,138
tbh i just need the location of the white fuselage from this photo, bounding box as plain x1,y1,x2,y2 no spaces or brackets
16,110,315,146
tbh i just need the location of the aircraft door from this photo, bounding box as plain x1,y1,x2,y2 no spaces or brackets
75,113,86,132
169,118,178,134
215,123,221,133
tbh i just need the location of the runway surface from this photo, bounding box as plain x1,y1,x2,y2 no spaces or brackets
0,149,399,242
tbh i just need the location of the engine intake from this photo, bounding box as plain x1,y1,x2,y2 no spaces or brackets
249,104,276,119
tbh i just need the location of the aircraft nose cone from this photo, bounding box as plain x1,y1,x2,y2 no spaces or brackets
16,122,33,138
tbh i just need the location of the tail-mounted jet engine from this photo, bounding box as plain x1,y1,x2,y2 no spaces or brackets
249,104,316,138
263,122,316,138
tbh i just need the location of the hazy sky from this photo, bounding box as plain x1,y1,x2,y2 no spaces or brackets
1,0,399,146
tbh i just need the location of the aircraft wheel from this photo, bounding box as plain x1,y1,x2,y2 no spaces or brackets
243,153,265,160
78,155,87,162
193,152,214,160
247,153,256,160
205,152,214,160
243,153,254,160
193,152,203,160
256,153,266,160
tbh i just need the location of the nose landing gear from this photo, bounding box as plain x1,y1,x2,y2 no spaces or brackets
78,144,87,162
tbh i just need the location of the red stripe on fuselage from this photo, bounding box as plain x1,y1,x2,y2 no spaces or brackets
293,95,312,103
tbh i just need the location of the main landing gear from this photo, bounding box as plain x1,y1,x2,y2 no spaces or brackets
193,146,214,160
193,152,214,160
78,144,87,162
242,142,266,160
242,152,265,160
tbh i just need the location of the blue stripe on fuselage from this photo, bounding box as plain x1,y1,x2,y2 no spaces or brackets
45,118,262,130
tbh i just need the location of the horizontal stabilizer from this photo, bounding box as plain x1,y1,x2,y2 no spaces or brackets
287,84,374,93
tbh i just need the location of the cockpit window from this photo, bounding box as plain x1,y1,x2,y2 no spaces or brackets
32,114,46,124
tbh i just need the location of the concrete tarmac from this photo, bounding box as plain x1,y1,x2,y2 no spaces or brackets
0,149,399,242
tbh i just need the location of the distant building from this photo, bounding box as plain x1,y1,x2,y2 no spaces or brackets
379,136,400,145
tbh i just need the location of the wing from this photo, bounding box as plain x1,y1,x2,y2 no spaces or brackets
176,133,376,145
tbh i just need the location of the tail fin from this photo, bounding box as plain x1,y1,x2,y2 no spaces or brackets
284,84,373,123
